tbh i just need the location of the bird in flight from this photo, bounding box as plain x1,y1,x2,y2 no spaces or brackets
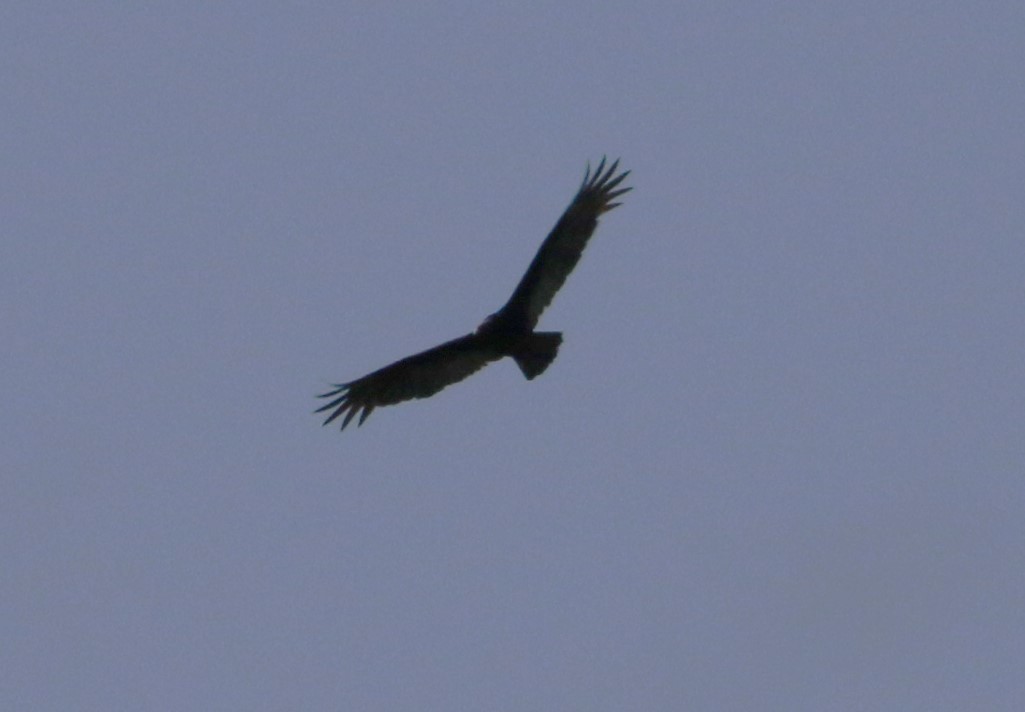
317,157,631,430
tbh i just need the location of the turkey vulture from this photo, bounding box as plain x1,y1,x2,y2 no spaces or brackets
317,157,631,430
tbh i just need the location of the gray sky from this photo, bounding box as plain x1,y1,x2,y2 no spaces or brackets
4,3,1024,710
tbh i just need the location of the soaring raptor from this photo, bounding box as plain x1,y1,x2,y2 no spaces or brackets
317,157,631,430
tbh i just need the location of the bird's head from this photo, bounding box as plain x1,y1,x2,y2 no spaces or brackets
475,312,498,335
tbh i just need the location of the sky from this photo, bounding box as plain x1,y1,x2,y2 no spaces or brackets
3,3,1024,710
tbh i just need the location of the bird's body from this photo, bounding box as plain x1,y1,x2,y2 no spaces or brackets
317,158,630,430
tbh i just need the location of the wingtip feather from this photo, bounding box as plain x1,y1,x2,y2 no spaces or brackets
340,406,361,430
358,405,375,426
603,171,630,192
320,402,350,426
600,158,619,184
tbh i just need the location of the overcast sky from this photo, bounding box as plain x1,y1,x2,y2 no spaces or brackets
4,3,1024,710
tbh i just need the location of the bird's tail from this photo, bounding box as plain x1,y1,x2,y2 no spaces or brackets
513,332,562,380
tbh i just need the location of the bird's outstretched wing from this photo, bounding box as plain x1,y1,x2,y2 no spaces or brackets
500,157,631,329
316,333,499,430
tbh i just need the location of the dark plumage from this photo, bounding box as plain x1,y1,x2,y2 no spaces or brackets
317,157,631,430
